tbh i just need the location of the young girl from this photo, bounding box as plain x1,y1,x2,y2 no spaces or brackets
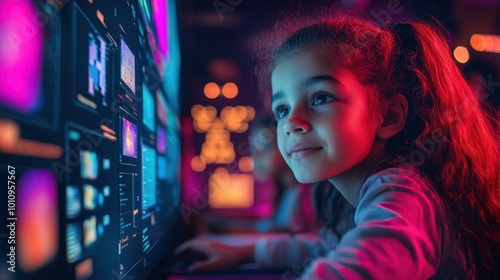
176,12,500,279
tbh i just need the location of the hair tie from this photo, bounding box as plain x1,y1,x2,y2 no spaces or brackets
385,22,420,95
388,21,403,29
386,22,417,52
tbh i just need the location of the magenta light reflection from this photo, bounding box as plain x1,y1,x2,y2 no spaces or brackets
0,0,43,113
152,0,169,60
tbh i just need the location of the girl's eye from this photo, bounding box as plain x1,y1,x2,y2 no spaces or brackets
273,106,289,120
312,93,334,105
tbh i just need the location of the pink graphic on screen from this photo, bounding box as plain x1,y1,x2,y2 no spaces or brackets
0,0,43,113
17,169,58,272
157,126,166,154
122,117,138,158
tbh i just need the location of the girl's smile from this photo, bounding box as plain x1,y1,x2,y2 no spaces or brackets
287,142,323,159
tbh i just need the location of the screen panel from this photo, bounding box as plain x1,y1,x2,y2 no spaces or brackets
0,0,183,279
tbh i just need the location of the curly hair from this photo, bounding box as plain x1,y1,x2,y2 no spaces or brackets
254,10,500,279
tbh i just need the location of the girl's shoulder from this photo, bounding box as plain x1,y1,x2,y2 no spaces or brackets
356,167,442,212
363,167,431,191
354,169,465,277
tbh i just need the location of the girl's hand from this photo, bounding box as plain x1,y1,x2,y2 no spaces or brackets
174,239,254,272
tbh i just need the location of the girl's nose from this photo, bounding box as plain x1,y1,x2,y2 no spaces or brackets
283,108,311,136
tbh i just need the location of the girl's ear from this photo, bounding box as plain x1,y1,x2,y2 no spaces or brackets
377,93,408,139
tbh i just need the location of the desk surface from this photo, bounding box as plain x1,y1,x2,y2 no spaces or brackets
166,266,291,280
167,275,285,280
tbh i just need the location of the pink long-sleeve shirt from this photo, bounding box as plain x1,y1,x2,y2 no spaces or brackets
255,168,465,279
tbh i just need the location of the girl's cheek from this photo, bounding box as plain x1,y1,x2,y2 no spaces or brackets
277,142,287,159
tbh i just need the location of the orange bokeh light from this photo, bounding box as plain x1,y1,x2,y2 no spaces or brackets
453,46,469,64
222,82,238,99
470,34,500,54
238,156,254,172
470,34,486,52
204,82,220,99
209,173,254,208
191,156,206,172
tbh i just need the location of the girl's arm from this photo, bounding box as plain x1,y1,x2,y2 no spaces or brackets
255,234,317,268
175,233,324,272
174,239,255,272
301,168,452,280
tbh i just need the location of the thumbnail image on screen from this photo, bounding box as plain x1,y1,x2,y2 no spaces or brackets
157,126,166,154
156,91,167,127
16,168,58,272
142,143,157,209
121,38,136,94
66,185,81,219
122,117,138,158
143,84,155,132
80,150,99,180
88,33,107,101
83,215,97,248
66,223,82,263
73,4,113,115
158,156,167,180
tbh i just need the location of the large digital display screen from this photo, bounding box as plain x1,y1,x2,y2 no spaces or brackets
0,1,183,279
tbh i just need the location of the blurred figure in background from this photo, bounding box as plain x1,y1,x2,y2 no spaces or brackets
249,115,316,233
203,115,316,234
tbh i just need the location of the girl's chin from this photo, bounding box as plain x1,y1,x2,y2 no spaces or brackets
294,173,324,184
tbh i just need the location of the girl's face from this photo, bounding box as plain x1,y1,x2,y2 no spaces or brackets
271,47,382,183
